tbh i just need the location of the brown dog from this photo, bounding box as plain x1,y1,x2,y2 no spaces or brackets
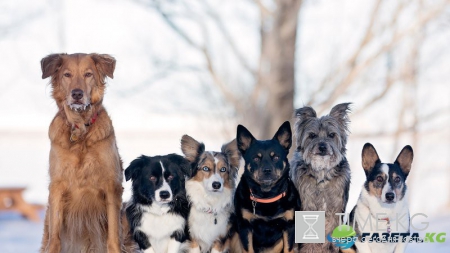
40,53,123,253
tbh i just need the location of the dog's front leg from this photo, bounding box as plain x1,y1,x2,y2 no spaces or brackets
167,230,184,253
46,182,66,253
106,185,122,253
238,224,254,253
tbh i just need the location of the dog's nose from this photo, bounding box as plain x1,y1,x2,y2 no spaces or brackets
71,89,84,100
318,142,327,152
159,191,171,200
385,192,395,201
212,181,222,190
263,167,272,174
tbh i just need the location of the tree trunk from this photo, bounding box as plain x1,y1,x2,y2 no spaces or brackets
244,0,302,139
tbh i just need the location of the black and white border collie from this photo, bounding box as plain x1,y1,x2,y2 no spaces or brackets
180,135,241,253
348,143,413,253
125,154,191,253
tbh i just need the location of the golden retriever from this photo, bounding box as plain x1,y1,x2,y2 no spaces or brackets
40,53,123,253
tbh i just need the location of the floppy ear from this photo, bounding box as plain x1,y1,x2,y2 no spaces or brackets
272,121,292,152
236,125,256,155
329,102,351,128
41,54,64,79
395,145,413,178
221,139,241,170
91,54,116,79
180,135,205,164
125,155,148,181
361,143,380,176
167,154,192,178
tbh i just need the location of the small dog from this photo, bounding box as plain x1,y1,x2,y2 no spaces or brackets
347,143,413,253
125,154,191,253
180,135,241,253
233,121,301,253
40,53,123,253
290,103,352,253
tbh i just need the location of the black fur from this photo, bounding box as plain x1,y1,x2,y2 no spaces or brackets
234,121,301,253
124,154,190,251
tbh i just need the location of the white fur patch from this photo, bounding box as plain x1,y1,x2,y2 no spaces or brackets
136,204,185,253
354,185,410,252
155,161,173,203
380,164,395,203
205,173,224,192
186,180,232,253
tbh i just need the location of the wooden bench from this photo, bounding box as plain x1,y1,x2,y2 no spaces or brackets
0,187,41,222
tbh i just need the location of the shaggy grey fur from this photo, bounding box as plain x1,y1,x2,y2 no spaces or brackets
290,103,352,253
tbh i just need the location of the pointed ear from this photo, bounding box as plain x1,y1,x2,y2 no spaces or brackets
236,125,256,155
41,54,64,79
221,139,241,169
180,135,205,164
91,53,116,79
125,156,147,181
167,154,192,178
362,143,380,176
329,103,351,127
294,106,317,122
272,121,292,152
395,145,413,178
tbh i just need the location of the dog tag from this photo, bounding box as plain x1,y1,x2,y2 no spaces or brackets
214,218,217,225
252,201,256,215
70,133,78,142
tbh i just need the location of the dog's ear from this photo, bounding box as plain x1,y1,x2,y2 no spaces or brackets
221,139,241,170
91,54,116,79
272,121,292,153
361,143,380,176
41,54,64,79
395,145,413,178
167,154,192,178
294,106,317,122
237,125,256,155
329,102,351,128
181,135,205,164
125,155,148,181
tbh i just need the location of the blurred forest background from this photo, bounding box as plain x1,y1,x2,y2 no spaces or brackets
0,0,449,251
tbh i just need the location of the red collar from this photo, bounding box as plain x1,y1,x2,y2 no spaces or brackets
74,113,98,129
250,189,286,204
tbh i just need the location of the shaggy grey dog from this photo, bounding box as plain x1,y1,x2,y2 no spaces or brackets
290,103,352,253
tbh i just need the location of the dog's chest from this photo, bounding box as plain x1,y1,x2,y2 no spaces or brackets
189,208,228,247
137,205,185,252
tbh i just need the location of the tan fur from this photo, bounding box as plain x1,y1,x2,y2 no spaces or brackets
40,53,123,253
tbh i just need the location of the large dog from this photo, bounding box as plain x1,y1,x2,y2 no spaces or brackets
290,103,351,253
180,135,240,253
233,121,301,253
40,53,123,253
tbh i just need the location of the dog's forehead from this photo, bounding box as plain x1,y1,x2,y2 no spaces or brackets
387,163,405,178
246,139,284,155
61,54,96,70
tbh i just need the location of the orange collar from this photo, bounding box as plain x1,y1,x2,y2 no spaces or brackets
250,189,286,204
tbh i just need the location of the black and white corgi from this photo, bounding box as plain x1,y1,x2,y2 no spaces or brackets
180,135,241,253
348,143,414,253
124,154,191,253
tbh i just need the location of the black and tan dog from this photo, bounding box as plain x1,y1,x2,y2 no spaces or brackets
232,121,301,253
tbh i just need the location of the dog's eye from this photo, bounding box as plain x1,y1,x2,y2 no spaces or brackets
376,176,383,182
167,175,174,181
202,166,210,172
253,157,260,162
394,177,401,183
220,167,226,172
150,176,156,182
84,72,93,78
63,73,72,78
328,133,335,138
273,155,279,161
309,133,317,139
